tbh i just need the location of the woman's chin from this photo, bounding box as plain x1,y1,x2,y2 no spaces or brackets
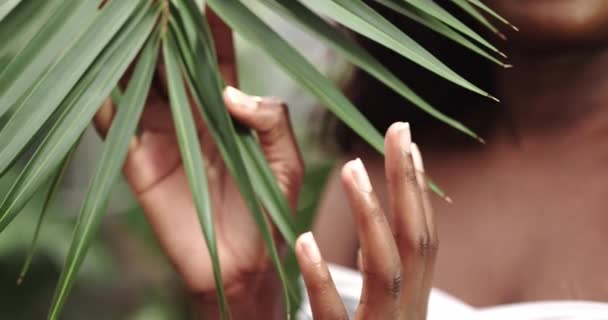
485,0,608,49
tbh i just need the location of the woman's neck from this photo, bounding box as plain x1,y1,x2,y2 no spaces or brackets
493,45,608,147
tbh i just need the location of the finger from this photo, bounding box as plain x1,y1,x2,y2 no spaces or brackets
92,96,141,151
412,143,439,320
296,232,348,320
93,97,115,138
384,122,432,319
341,159,401,319
223,86,304,208
206,7,238,86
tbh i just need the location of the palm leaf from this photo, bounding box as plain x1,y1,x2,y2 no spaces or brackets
450,0,503,38
401,0,503,56
299,0,495,99
0,0,63,77
48,23,159,319
170,4,297,249
163,27,230,319
465,0,518,31
0,0,20,22
171,0,297,314
0,1,158,233
238,134,297,244
259,0,483,141
17,144,76,285
375,0,508,65
0,0,142,174
0,0,99,115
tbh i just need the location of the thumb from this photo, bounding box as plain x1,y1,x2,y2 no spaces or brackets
223,86,304,209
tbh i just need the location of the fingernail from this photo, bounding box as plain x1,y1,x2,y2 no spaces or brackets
397,122,412,154
225,86,258,110
350,158,373,192
300,232,322,263
411,143,425,172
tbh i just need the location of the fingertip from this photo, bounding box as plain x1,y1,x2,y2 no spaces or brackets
340,159,356,185
223,86,258,112
93,97,116,138
385,122,411,156
341,158,372,192
296,232,322,264
386,122,410,140
297,232,349,319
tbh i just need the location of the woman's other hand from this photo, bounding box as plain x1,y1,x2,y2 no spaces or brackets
296,123,437,319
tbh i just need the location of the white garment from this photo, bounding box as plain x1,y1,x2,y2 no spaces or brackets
297,264,608,319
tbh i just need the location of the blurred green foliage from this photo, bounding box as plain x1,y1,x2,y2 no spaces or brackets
0,157,334,319
0,167,193,319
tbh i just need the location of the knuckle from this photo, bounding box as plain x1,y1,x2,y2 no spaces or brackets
307,268,335,293
362,268,402,298
366,206,385,223
262,97,289,117
291,163,305,186
397,232,437,256
274,161,303,185
263,120,289,143
431,237,440,252
257,98,289,132
416,235,438,256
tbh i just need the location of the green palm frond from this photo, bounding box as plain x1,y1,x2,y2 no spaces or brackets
0,0,511,318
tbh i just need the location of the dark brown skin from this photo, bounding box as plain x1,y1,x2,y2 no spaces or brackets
485,0,608,47
315,0,608,307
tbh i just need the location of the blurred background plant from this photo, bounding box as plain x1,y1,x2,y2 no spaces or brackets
0,3,338,318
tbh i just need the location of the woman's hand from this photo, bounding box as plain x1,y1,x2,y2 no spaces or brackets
94,9,303,319
296,123,438,319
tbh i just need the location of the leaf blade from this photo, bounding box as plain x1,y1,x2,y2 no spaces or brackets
48,26,160,319
402,0,502,55
0,0,21,22
0,0,143,174
375,0,507,65
299,0,491,98
0,1,158,233
238,134,297,245
0,0,63,72
163,29,230,319
450,0,502,36
465,0,518,30
0,0,100,115
171,0,298,314
17,145,77,285
260,0,482,141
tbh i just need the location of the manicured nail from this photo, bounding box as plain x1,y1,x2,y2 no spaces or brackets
411,143,425,172
300,232,322,263
225,86,257,110
350,158,373,192
394,122,411,154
